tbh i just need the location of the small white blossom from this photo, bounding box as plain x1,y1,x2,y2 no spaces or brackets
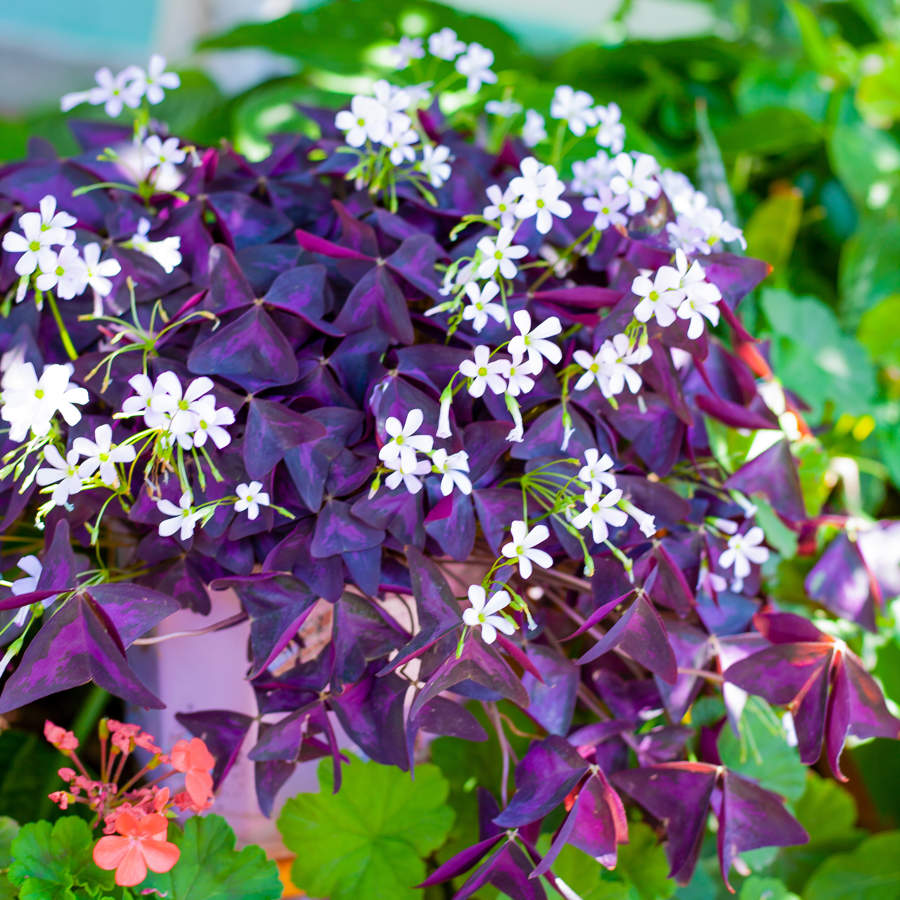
160,373,216,448
335,95,389,147
388,36,425,69
571,486,628,544
462,585,515,644
551,85,597,136
81,243,121,298
9,556,47,628
719,527,769,580
570,152,614,195
190,395,236,449
594,102,625,154
428,27,466,60
73,424,135,486
462,281,506,333
486,98,522,117
626,502,657,537
120,372,177,428
436,394,453,439
431,448,472,495
385,123,418,165
483,184,518,228
609,152,661,215
384,455,431,494
1,361,89,442
128,218,182,273
157,492,201,541
372,81,412,129
379,408,433,470
132,55,180,105
508,309,562,371
455,42,497,93
631,267,683,327
579,449,617,492
584,186,628,231
35,245,88,300
2,198,75,278
510,157,572,234
36,445,83,506
60,66,143,116
459,345,508,398
677,281,721,339
501,520,553,579
234,481,270,520
141,135,186,187
476,227,528,280
499,351,538,397
573,334,650,397
420,144,452,187
522,109,547,147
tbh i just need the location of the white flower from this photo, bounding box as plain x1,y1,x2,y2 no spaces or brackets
506,394,524,443
692,205,746,252
35,245,88,300
120,372,177,428
428,27,466,60
550,85,597,136
571,486,628,544
372,81,412,129
35,445,83,506
584,186,628,230
719,527,769,580
73,424,135,486
335,95,389,147
378,408,433,471
1,361,88,442
405,82,433,106
627,502,657,538
658,169,697,214
132,55,180,105
9,555,47,628
161,373,217,448
234,481,270,520
476,227,528,280
190,395,235,449
128,218,182,273
462,585,515,644
573,334,650,397
499,351,537,397
510,157,572,234
384,455,431,494
61,66,143,117
522,110,547,147
501,520,553,579
579,449,617,492
486,98,522,117
570,152,614,195
459,345,507,398
142,135,186,186
431,448,472,495
436,394,453,439
420,144,452,187
388,35,425,69
157,492,201,541
455,43,497,93
609,152,661,215
81,243,121,298
677,280,721,339
462,281,506,333
483,184,518,229
385,123,418,165
2,197,76,278
631,267,683,327
508,309,562,371
594,102,625,154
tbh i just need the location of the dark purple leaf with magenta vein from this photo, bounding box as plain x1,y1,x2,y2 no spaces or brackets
804,533,879,631
723,439,806,522
242,396,326,480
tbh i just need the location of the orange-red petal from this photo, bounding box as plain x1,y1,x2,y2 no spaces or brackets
115,843,148,887
93,835,130,871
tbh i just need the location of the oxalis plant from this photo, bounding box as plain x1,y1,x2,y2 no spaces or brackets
0,27,898,900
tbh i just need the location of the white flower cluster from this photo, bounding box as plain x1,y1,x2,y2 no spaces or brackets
335,80,453,189
125,217,183,274
1,195,122,304
60,54,180,116
0,359,88,443
119,371,235,452
377,408,471,496
388,27,497,94
154,480,271,541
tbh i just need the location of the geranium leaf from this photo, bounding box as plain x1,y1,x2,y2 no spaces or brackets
277,756,454,900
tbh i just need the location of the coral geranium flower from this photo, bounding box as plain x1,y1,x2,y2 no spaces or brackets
169,737,215,808
93,811,180,887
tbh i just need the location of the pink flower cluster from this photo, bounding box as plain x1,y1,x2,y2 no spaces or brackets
44,719,215,887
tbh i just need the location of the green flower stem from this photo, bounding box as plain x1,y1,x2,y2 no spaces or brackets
44,291,79,361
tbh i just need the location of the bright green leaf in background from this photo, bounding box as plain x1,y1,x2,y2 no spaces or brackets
143,815,282,900
278,757,454,900
803,830,900,899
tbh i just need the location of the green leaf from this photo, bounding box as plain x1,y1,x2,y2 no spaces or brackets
803,831,900,899
8,817,114,899
714,108,821,158
0,817,19,869
874,637,900,705
615,822,676,900
839,217,900,325
828,124,900,212
717,696,807,803
539,843,631,900
857,46,900,126
278,757,454,900
142,815,281,900
753,497,798,559
0,729,71,823
857,294,900,368
793,774,858,844
793,439,831,518
743,188,803,282
738,875,800,899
